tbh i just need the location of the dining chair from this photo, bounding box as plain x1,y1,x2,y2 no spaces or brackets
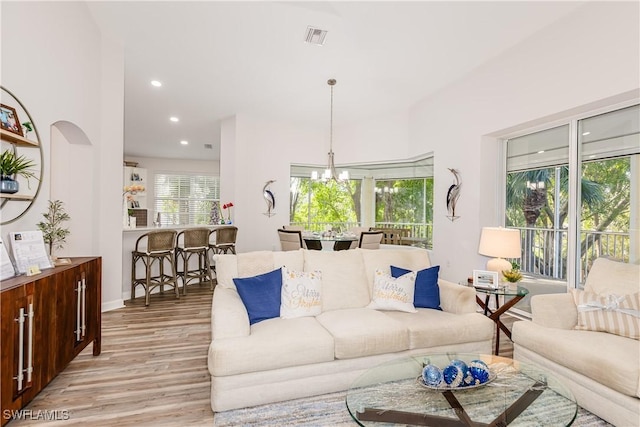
210,226,238,254
283,225,305,232
358,231,384,249
131,230,179,306
333,240,353,251
278,228,303,251
176,228,213,294
347,226,369,249
304,239,323,250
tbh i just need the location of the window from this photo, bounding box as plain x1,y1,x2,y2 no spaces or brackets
289,178,359,231
375,178,433,246
290,155,434,247
154,173,219,226
504,104,639,306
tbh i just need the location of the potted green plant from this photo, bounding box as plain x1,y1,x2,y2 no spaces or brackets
0,150,37,193
36,200,71,259
21,121,33,139
502,261,523,289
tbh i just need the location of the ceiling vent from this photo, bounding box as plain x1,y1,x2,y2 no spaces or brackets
204,144,213,149
304,26,327,46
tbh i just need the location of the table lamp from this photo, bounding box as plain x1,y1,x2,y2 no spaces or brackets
478,227,521,273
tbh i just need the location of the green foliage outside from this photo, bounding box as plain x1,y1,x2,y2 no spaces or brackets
505,156,632,277
290,178,359,231
290,177,433,235
375,179,433,224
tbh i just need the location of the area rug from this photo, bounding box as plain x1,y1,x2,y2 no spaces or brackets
213,390,612,426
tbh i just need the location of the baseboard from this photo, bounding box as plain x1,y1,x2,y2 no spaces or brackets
102,298,125,312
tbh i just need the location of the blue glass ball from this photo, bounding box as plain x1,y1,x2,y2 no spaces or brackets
422,364,443,387
468,360,490,384
443,365,464,387
450,359,468,374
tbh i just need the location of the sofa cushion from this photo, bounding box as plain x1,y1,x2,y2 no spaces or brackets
391,265,441,310
367,269,417,313
215,250,304,291
584,257,640,295
513,320,640,397
208,317,335,376
316,308,409,359
359,248,431,295
303,250,370,311
571,289,640,340
233,267,282,325
280,266,322,319
383,310,494,349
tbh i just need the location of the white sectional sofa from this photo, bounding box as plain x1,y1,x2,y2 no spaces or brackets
513,258,640,427
207,248,494,412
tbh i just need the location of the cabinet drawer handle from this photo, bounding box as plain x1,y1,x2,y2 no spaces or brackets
76,280,82,340
26,302,34,383
81,276,87,338
14,307,25,391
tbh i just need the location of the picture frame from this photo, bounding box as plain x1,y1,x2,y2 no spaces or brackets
472,269,499,289
0,103,24,136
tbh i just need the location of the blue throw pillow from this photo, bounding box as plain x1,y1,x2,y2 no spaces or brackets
233,268,283,325
390,265,441,310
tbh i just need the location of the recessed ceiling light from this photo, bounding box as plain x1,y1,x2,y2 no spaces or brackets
537,150,545,154
151,80,162,87
169,117,179,122
180,140,189,145
582,131,591,136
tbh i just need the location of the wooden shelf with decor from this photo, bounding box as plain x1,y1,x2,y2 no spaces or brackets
0,128,39,147
0,193,34,201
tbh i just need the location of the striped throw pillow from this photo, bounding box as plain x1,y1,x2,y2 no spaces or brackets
570,289,640,340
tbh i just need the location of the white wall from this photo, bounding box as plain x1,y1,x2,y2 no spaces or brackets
408,1,640,282
2,2,125,311
222,109,413,252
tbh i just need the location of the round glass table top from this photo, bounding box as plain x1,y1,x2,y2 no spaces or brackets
346,353,577,426
473,284,530,297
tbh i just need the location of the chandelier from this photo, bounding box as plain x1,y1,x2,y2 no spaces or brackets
311,79,349,182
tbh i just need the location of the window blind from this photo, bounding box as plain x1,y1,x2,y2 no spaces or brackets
154,173,219,225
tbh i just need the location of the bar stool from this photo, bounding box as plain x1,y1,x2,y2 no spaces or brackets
210,226,238,254
131,230,179,306
176,228,213,294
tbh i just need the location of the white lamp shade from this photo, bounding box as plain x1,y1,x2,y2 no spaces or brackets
479,227,521,274
478,227,521,259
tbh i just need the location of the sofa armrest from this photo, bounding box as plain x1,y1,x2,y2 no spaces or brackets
439,279,477,314
530,293,577,329
211,287,250,339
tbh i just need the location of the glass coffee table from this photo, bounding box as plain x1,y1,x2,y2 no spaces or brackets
346,353,577,426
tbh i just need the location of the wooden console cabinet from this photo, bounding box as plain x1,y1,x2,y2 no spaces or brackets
0,257,101,425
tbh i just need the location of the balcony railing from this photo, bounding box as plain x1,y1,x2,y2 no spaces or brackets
509,226,631,284
289,222,628,283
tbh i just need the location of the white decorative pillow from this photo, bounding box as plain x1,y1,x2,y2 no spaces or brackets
280,266,322,319
367,269,417,313
570,289,640,340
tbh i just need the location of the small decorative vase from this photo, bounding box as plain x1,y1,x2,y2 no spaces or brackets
129,216,136,228
226,219,233,225
0,176,19,194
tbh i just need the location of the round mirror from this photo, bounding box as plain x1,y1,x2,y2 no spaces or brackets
1,86,44,224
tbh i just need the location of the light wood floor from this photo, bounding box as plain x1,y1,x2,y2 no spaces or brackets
12,284,516,426
13,284,216,426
